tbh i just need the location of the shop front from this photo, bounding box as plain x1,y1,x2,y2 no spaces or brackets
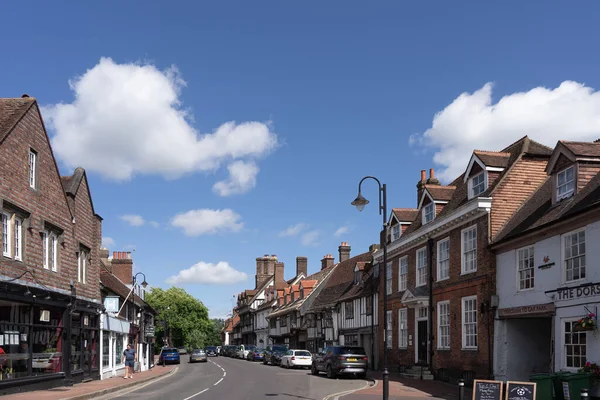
100,314,129,380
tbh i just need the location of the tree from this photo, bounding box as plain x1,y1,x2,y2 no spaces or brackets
146,287,211,352
206,318,225,346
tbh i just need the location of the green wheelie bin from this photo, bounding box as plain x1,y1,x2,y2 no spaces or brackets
560,372,591,400
530,373,555,400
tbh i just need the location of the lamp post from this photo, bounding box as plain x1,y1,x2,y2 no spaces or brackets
133,272,149,289
351,176,389,400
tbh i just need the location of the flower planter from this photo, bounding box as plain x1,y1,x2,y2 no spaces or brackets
574,323,596,332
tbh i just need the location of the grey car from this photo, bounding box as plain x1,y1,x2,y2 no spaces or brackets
311,346,368,379
189,349,208,363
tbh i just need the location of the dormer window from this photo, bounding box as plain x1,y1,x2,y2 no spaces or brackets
392,224,401,241
354,265,361,284
557,166,575,201
469,172,486,198
423,203,435,224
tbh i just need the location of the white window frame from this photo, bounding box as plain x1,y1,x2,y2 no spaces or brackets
386,262,393,295
562,228,586,283
469,171,486,199
49,233,57,272
398,308,408,348
416,247,427,287
42,231,49,269
1,213,10,258
556,166,575,201
13,217,22,261
437,301,450,349
78,249,88,284
563,318,587,370
517,246,535,291
437,238,450,281
462,296,478,349
422,202,435,225
29,150,37,189
398,256,408,291
386,310,392,349
392,224,401,242
461,225,477,274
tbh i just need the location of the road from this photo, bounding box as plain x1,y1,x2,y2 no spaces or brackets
100,356,371,400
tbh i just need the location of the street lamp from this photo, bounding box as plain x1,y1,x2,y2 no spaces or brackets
351,176,389,400
133,272,149,289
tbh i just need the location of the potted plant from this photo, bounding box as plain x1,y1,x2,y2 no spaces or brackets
574,313,597,332
580,361,600,396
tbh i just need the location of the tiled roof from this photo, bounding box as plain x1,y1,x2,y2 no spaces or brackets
425,185,455,201
309,251,374,311
561,141,600,158
473,150,510,168
392,208,418,222
301,280,317,288
494,171,600,243
0,97,35,143
337,264,376,303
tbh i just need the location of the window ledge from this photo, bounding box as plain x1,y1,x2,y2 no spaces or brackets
460,270,477,276
461,347,478,351
517,288,535,293
415,283,426,288
436,347,450,351
436,277,450,282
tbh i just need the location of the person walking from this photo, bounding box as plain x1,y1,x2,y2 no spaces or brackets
122,344,136,379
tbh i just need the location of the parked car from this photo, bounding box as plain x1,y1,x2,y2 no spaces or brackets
216,346,222,354
263,345,288,366
189,349,208,363
159,347,181,365
280,349,312,369
311,346,367,379
237,344,256,359
178,347,188,355
247,348,266,362
205,346,219,357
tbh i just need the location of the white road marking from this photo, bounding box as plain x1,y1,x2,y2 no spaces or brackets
182,388,209,400
214,378,223,386
322,379,371,400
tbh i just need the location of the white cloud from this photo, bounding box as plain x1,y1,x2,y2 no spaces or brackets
333,226,351,237
171,209,243,236
43,57,278,186
120,214,145,227
148,221,160,228
101,237,115,248
410,81,600,182
278,223,308,237
212,160,259,196
301,230,320,246
166,261,248,285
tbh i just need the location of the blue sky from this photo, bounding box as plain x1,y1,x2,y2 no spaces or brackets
3,1,600,319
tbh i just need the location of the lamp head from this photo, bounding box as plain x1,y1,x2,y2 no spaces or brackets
351,192,369,212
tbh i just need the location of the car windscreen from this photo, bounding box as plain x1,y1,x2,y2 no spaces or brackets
273,346,288,352
337,347,366,355
295,350,311,357
246,345,256,350
192,349,204,354
163,348,178,353
206,346,217,350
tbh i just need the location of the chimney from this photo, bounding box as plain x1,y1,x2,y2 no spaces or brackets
275,262,285,284
369,244,381,252
338,242,351,262
417,169,427,205
427,168,440,185
296,257,308,278
111,251,133,284
99,248,109,259
321,254,335,270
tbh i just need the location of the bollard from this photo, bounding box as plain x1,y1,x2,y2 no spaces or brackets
458,379,465,400
581,388,589,398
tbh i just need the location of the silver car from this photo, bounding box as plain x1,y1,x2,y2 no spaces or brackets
189,349,208,363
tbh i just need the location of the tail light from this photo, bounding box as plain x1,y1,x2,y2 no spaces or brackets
291,356,295,360
363,357,368,361
338,356,346,361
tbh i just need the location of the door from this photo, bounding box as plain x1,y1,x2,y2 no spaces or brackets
362,334,373,369
417,320,427,365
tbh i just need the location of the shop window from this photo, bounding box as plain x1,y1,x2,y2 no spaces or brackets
565,320,586,369
114,334,124,366
71,313,82,371
102,331,110,368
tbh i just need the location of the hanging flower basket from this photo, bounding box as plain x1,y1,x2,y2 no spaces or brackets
574,314,597,332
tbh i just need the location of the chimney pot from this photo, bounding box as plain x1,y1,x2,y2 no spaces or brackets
338,242,351,262
420,170,426,182
429,168,435,179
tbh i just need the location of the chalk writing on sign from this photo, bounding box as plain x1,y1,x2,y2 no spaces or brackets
505,381,536,400
472,379,502,400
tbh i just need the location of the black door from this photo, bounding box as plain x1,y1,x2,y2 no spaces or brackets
417,320,427,365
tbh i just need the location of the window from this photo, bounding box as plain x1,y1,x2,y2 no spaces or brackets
423,203,435,224
462,296,477,349
398,308,407,348
461,226,477,274
345,301,354,319
557,166,575,201
280,316,287,327
386,262,392,295
386,310,392,348
437,301,450,349
78,248,88,284
354,270,360,284
517,246,535,290
437,238,450,281
102,331,110,368
398,256,408,291
114,334,124,367
13,217,22,261
1,213,9,257
392,224,401,241
416,247,427,287
42,231,58,272
564,230,585,282
365,296,373,316
565,320,586,368
29,150,37,189
269,318,276,329
470,172,486,198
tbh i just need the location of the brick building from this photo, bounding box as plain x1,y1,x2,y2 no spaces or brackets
0,96,103,394
374,136,552,382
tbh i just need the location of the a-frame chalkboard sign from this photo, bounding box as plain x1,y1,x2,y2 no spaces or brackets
472,379,503,400
505,381,536,400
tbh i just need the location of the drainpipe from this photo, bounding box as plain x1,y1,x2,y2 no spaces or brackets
427,238,434,372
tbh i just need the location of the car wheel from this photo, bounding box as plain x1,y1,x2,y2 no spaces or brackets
326,365,336,379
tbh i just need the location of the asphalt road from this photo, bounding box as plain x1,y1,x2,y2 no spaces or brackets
100,356,370,400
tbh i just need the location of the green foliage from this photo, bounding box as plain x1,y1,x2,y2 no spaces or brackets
146,287,212,352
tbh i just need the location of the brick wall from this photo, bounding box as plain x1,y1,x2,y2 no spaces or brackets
0,102,101,302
